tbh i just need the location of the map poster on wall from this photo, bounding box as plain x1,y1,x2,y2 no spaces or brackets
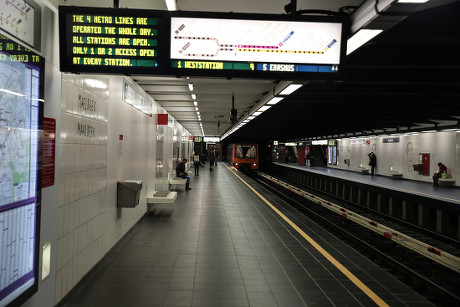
0,33,43,307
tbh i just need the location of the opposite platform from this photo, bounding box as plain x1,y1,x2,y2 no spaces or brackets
61,163,433,307
275,162,460,205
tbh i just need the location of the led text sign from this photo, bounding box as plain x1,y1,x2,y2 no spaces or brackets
59,6,163,74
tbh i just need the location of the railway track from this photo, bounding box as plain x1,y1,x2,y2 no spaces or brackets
254,170,460,306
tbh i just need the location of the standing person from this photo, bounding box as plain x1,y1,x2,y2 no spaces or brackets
208,149,216,171
176,158,192,190
305,146,311,167
368,152,377,175
432,162,447,187
193,152,201,176
215,149,219,166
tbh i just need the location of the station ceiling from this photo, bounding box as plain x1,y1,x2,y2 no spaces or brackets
61,0,460,142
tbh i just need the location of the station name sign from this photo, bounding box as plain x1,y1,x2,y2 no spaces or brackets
59,7,346,79
59,6,163,74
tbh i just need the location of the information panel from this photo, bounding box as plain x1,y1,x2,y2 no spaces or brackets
59,7,345,79
59,6,163,74
0,33,43,307
170,15,344,77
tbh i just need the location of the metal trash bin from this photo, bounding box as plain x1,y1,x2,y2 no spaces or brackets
117,180,142,208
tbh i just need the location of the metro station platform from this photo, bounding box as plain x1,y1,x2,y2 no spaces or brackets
274,163,460,205
61,163,433,307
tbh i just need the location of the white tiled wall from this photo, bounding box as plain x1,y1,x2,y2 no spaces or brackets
56,74,109,301
330,131,458,185
55,73,193,304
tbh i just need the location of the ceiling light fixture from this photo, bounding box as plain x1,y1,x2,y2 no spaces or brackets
191,94,196,100
253,111,262,116
193,101,197,106
267,97,284,105
258,105,271,112
398,0,429,3
165,0,177,11
347,29,383,55
188,83,193,91
279,84,303,95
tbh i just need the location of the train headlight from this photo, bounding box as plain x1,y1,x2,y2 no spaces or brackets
235,163,238,165
253,164,257,166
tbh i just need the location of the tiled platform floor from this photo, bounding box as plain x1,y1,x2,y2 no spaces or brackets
61,163,433,306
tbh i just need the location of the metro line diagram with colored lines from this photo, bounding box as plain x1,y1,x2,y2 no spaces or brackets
171,17,342,65
0,0,35,46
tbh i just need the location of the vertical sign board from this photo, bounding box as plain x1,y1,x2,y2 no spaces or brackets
42,117,56,188
0,33,44,307
59,6,164,74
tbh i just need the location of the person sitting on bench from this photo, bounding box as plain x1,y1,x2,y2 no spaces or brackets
433,162,447,188
176,158,192,190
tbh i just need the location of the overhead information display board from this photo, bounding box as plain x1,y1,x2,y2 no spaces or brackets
59,6,164,74
171,17,341,64
59,7,346,79
169,13,345,78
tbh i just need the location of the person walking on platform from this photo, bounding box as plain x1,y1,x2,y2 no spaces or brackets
208,149,216,171
368,152,377,175
176,158,192,190
215,149,219,166
433,162,447,187
193,152,201,176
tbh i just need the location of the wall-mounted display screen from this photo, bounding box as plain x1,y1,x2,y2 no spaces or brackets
59,6,164,74
169,14,345,78
0,33,43,307
171,17,341,64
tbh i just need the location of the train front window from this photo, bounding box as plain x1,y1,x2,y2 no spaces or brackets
235,145,257,158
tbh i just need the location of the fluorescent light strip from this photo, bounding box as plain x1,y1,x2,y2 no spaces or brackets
253,111,262,116
258,105,271,112
193,101,197,106
347,29,383,55
188,83,193,91
267,97,284,105
279,84,303,95
191,94,196,100
165,0,177,11
248,116,255,120
398,0,429,3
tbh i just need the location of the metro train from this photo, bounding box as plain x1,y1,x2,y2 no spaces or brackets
226,143,259,170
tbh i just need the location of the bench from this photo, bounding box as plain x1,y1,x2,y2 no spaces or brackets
386,169,403,179
355,167,369,174
168,173,187,190
146,190,177,214
439,177,455,186
147,191,177,204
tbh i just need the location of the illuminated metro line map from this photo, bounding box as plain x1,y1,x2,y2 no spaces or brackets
170,17,342,65
0,0,35,46
0,58,38,206
0,50,39,306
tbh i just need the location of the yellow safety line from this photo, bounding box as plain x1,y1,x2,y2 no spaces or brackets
225,165,389,307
